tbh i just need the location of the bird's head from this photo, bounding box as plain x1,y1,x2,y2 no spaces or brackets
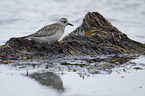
58,18,73,27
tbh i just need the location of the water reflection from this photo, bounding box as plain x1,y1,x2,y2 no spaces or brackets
0,54,144,96
29,72,64,91
17,54,139,92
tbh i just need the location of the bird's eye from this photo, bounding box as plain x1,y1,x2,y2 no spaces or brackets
63,20,67,23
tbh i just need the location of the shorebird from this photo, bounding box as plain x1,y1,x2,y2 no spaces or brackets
23,18,73,44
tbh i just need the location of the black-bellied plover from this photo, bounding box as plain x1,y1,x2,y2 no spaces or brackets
23,18,73,44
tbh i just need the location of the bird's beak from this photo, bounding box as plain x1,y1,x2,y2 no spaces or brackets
68,23,74,26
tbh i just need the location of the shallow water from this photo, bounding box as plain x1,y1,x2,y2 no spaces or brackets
0,56,145,96
0,0,145,96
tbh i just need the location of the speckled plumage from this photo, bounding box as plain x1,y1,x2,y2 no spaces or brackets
23,18,73,43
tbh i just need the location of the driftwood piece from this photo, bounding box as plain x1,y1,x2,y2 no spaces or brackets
0,11,145,60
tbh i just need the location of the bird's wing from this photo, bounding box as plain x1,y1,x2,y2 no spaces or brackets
27,23,61,37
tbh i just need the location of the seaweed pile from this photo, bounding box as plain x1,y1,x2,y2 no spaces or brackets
0,11,145,60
